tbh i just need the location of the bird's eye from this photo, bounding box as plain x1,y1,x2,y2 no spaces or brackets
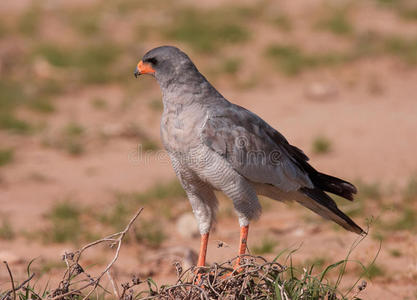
145,57,158,65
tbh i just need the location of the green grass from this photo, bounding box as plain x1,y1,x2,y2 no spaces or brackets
70,14,101,37
221,57,242,75
403,175,417,202
265,44,348,75
252,237,277,255
312,136,332,154
39,260,66,274
384,36,417,64
113,180,186,222
132,180,186,203
0,149,14,166
305,256,328,270
166,8,249,52
272,14,292,31
99,201,130,231
0,115,31,134
91,97,108,110
0,219,15,240
355,180,382,201
64,122,84,137
28,98,55,113
34,42,122,84
59,122,85,156
392,208,417,231
375,0,417,21
399,7,417,21
389,249,402,257
0,81,26,111
43,201,82,244
317,8,353,36
0,79,56,132
135,220,166,248
0,20,8,38
363,263,385,280
0,81,32,133
334,179,383,219
18,5,41,36
141,139,159,151
375,0,398,4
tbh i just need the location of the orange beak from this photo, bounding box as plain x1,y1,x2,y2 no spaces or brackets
134,60,155,77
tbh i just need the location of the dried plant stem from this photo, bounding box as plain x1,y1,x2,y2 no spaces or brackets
49,207,143,300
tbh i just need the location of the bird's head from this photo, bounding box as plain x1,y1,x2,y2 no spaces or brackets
134,46,201,88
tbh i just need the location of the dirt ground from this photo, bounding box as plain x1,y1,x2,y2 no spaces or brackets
0,0,417,299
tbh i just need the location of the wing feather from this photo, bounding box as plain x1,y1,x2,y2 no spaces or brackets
201,103,313,191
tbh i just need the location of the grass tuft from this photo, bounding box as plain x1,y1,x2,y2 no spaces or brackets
91,97,107,110
167,8,249,52
252,237,277,255
389,249,402,257
363,263,385,280
99,201,130,231
59,122,85,156
0,114,31,134
221,57,242,75
356,180,382,201
28,98,55,113
312,136,332,154
384,36,417,64
318,8,353,36
265,44,348,75
403,175,417,202
135,220,166,248
0,149,14,166
34,42,122,84
18,5,41,36
392,208,417,231
0,219,15,240
272,14,292,31
43,201,82,244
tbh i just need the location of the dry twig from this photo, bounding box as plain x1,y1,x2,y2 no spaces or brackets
48,207,143,300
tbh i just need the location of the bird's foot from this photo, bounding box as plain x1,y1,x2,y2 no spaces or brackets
193,266,206,285
221,259,244,279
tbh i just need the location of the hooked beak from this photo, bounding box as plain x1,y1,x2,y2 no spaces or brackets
134,60,155,78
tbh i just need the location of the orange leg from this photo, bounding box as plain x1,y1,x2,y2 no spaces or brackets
234,225,249,268
195,233,209,283
197,233,209,267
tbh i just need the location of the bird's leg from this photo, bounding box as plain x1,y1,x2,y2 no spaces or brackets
234,225,249,269
194,232,209,283
197,232,209,267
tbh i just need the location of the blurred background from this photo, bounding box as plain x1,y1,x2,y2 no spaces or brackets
0,0,417,298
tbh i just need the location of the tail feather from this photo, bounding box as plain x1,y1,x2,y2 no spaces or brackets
310,171,357,201
297,160,357,201
298,187,364,235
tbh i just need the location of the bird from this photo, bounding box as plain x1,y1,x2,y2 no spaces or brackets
134,45,364,269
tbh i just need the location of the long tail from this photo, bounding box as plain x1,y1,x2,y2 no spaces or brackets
298,187,364,234
302,162,357,201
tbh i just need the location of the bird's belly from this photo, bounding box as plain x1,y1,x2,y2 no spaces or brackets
184,144,238,190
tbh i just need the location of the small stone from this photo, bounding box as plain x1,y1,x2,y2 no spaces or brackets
305,82,338,101
0,250,22,264
293,228,305,237
176,213,199,239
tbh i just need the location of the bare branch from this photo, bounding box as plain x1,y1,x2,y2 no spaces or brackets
2,261,16,300
48,207,143,300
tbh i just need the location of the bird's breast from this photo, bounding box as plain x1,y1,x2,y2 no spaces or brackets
160,104,207,154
